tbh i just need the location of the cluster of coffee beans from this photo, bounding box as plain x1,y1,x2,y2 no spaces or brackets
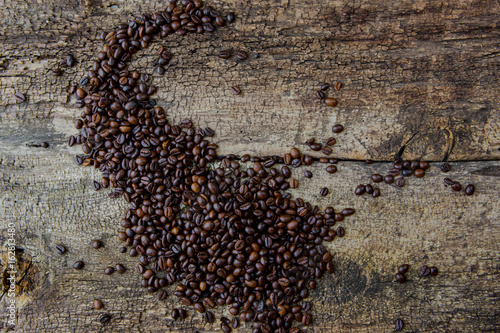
67,1,355,332
315,82,341,107
395,264,438,283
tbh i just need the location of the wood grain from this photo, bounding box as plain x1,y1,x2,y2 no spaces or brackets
1,0,499,332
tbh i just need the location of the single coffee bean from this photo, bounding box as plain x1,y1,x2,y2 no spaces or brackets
91,240,103,249
203,311,214,323
395,273,406,283
306,138,315,145
334,81,342,90
355,185,366,195
365,184,374,194
221,324,231,333
440,163,451,172
171,309,179,320
336,227,345,237
157,290,167,300
321,146,332,155
231,86,241,95
219,50,231,59
325,137,336,146
104,266,114,275
91,181,101,191
384,175,394,184
73,261,84,270
320,187,329,196
419,161,430,169
429,266,438,276
231,317,239,328
226,13,235,23
420,265,431,277
331,124,344,133
115,264,126,274
316,90,325,99
372,188,381,197
372,174,383,182
325,98,338,107
119,247,127,253
52,68,63,76
15,92,26,103
398,264,409,274
443,178,455,185
326,165,337,174
68,136,76,147
402,169,413,177
289,179,299,188
55,244,67,255
94,299,104,310
290,147,300,159
451,182,461,191
155,66,165,75
395,318,404,331
99,314,111,324
465,184,475,196
304,170,312,178
79,76,89,85
395,178,405,187
320,83,329,91
342,208,355,216
414,168,425,178
236,51,247,60
66,55,75,67
310,143,322,151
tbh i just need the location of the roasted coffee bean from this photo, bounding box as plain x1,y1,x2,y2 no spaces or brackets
66,55,75,67
304,170,312,178
451,182,462,191
398,264,409,274
355,185,366,195
157,290,167,300
155,66,165,75
321,146,332,155
334,81,342,90
430,266,438,276
52,68,63,76
73,261,84,270
440,163,451,173
325,98,338,107
414,168,425,178
91,240,103,249
326,165,337,174
331,124,344,133
231,86,241,95
420,266,431,277
235,51,247,60
91,181,101,191
219,50,231,59
55,244,67,255
325,137,336,146
395,273,406,283
290,147,300,159
316,90,325,99
395,318,404,331
171,309,180,320
231,317,239,329
15,92,26,103
94,299,104,310
104,267,114,275
320,83,329,91
310,143,322,151
221,324,231,333
289,179,299,188
320,187,329,196
68,136,76,147
419,161,430,170
365,184,374,194
395,178,405,187
203,311,214,323
465,184,475,196
99,314,111,324
226,13,235,23
79,76,89,85
443,178,455,185
372,188,381,197
372,174,383,183
115,264,126,274
384,175,394,184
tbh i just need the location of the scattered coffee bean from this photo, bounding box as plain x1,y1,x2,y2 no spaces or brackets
231,86,241,95
395,318,404,331
73,261,84,270
226,13,235,23
325,137,336,146
395,273,406,283
99,314,111,324
414,168,425,178
304,170,312,178
219,50,231,59
155,66,165,75
321,146,332,155
66,55,75,67
451,182,462,191
398,264,409,274
372,188,381,197
316,90,325,99
372,174,383,183
15,92,26,103
334,81,342,90
465,184,475,196
430,266,438,276
331,124,344,133
52,68,63,76
91,180,101,191
443,178,455,185
320,187,329,196
55,244,67,255
326,165,337,174
355,185,366,195
104,267,114,275
325,98,338,107
395,178,405,187
203,311,214,323
420,266,431,277
115,264,126,274
235,51,247,60
440,163,451,173
91,240,103,249
94,299,104,310
365,184,374,194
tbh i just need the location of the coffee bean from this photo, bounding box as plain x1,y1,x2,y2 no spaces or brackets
91,240,103,249
451,182,461,191
15,92,26,103
55,244,67,255
231,86,241,95
395,273,406,283
99,314,111,324
372,188,381,197
321,83,329,91
94,299,103,310
171,309,180,320
420,266,431,277
398,264,409,274
465,184,475,196
342,208,355,216
310,143,322,151
231,317,239,328
372,174,383,183
443,178,455,185
440,163,451,172
119,247,127,253
66,55,75,67
203,311,214,323
221,324,231,333
227,13,235,23
419,161,430,170
290,147,300,159
355,185,366,195
331,124,344,133
104,266,114,275
115,264,126,274
320,187,329,196
236,51,247,60
325,137,336,146
365,184,374,194
219,50,231,59
326,165,337,174
304,170,312,178
155,66,165,75
414,168,425,178
384,175,394,184
73,261,84,270
91,181,101,191
395,318,404,331
316,90,325,99
430,266,438,276
325,98,338,107
52,68,63,76
321,146,332,155
395,178,405,187
334,81,342,90
289,179,299,188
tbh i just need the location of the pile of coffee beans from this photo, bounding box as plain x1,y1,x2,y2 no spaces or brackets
66,1,356,332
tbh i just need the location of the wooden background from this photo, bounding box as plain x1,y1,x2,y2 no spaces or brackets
1,0,499,332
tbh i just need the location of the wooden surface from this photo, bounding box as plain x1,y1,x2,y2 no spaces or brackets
1,0,499,332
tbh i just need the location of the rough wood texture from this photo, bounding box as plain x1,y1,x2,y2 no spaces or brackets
0,0,499,332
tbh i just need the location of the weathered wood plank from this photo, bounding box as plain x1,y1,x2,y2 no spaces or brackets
1,154,499,332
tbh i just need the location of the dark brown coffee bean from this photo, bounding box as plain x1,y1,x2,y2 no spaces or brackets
321,146,332,155
236,51,247,60
395,273,406,283
326,165,337,174
231,317,239,328
320,83,329,91
336,227,345,237
395,318,404,331
430,266,438,276
325,137,336,146
443,178,455,185
66,55,75,67
203,311,214,323
465,184,475,196
440,163,451,173
115,264,125,274
372,174,383,183
419,161,430,169
55,244,67,255
91,181,101,191
155,66,165,75
227,13,235,23
15,92,26,103
451,182,462,191
52,68,63,76
231,86,241,95
91,240,103,249
398,264,409,274
372,188,381,197
355,185,366,195
99,314,111,324
325,98,338,107
331,124,344,133
68,136,76,147
320,187,329,196
73,261,84,270
221,324,231,333
289,179,299,188
414,168,425,178
304,170,312,178
94,299,103,310
219,50,231,59
316,90,325,99
365,184,374,194
420,266,431,277
310,143,322,151
395,178,405,187
334,81,342,90
171,309,179,320
104,266,114,275
384,175,394,184
342,208,355,216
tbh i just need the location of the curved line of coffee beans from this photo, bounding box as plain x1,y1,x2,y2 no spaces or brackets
67,1,356,332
